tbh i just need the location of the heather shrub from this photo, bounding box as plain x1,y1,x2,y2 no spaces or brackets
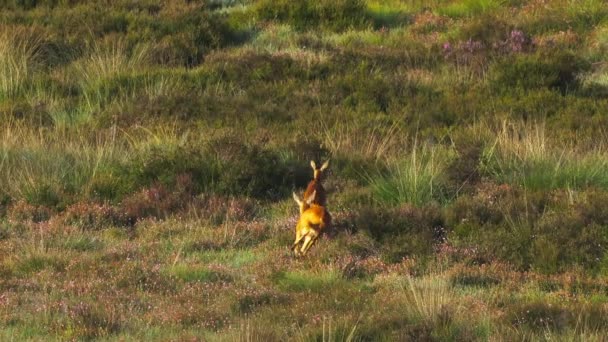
119,184,186,223
189,194,258,225
127,93,203,123
445,129,488,195
207,135,309,200
7,200,53,223
577,189,608,225
133,9,233,67
450,266,500,288
490,50,591,92
535,213,607,273
120,143,212,197
353,203,443,262
164,264,233,283
59,201,125,230
54,300,122,340
506,301,608,333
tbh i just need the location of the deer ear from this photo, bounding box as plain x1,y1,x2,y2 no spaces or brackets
306,190,316,205
292,192,302,205
310,160,317,170
320,160,330,171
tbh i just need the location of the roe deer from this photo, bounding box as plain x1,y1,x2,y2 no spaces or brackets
303,160,329,207
292,191,330,256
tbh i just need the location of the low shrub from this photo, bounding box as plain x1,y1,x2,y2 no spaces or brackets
506,301,608,332
490,50,591,93
59,201,126,230
353,203,443,262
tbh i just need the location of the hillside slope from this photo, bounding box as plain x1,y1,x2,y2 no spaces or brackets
1,0,608,340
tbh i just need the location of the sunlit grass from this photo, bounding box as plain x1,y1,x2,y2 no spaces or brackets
365,141,452,206
0,26,44,100
482,122,608,190
437,0,505,18
1,1,608,340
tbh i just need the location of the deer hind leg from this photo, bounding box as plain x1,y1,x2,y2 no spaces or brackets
302,235,319,255
300,235,313,256
292,231,305,256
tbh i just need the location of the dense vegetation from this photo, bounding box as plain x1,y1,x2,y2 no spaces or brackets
1,0,608,340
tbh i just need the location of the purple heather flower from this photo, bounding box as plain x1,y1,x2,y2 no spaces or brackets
442,41,452,52
463,38,483,53
510,29,526,52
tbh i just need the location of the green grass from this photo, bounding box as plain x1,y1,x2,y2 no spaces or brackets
366,142,451,206
482,123,608,190
0,27,42,101
437,0,505,18
275,270,346,292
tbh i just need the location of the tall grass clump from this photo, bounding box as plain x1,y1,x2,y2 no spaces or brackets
321,121,403,162
375,272,488,339
0,123,125,206
70,39,150,113
482,122,608,190
366,142,451,206
403,274,456,325
0,26,44,100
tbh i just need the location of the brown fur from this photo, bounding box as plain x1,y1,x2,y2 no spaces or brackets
303,160,329,207
292,191,330,256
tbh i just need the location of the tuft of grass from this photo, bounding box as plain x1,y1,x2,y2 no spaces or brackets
366,141,451,206
70,38,150,112
403,274,456,324
482,122,608,190
61,235,104,252
0,26,44,101
13,253,65,276
0,123,124,206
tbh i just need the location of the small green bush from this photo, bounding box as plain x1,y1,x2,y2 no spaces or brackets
490,50,591,93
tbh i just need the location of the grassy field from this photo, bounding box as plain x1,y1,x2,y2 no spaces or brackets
1,0,608,340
